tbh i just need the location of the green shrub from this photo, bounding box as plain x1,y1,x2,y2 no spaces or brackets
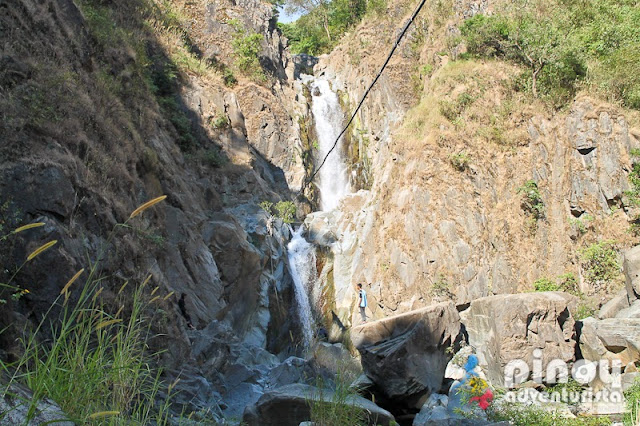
431,274,454,299
533,277,559,292
230,20,265,81
517,180,544,220
557,273,579,295
625,376,640,425
488,403,611,425
449,152,471,171
579,240,620,286
275,201,296,224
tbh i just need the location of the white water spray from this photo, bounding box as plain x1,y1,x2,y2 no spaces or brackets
285,76,352,348
309,77,351,211
286,226,318,347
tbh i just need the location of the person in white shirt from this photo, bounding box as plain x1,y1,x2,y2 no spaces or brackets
357,283,367,323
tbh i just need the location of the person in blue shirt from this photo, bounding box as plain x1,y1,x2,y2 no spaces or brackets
357,283,368,323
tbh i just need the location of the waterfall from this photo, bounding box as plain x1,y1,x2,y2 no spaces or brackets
286,225,318,347
285,75,351,348
308,77,351,211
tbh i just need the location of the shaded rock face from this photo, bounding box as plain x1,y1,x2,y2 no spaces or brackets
0,0,309,419
351,302,461,404
461,292,577,386
624,245,640,299
242,383,395,426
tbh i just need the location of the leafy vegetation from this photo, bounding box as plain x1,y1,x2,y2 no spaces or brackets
517,180,544,220
431,274,454,299
533,277,559,292
578,240,620,287
229,19,266,82
625,376,640,426
488,403,611,425
460,0,640,109
260,200,297,224
278,0,386,55
449,152,471,171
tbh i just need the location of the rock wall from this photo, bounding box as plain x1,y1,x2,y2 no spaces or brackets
305,1,640,330
0,0,310,417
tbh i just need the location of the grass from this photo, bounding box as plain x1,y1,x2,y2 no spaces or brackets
488,404,611,425
578,240,621,289
308,370,365,426
0,197,176,424
625,376,640,425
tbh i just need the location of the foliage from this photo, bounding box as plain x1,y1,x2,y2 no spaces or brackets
230,19,265,81
488,403,611,425
460,0,640,110
578,240,620,286
431,274,454,299
533,277,559,292
260,200,297,224
624,376,640,425
275,201,297,224
449,152,471,171
278,0,385,55
517,180,544,220
209,112,229,130
573,300,598,321
569,214,593,235
308,371,365,426
0,198,174,424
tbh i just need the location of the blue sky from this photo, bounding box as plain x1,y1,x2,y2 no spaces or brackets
277,5,302,23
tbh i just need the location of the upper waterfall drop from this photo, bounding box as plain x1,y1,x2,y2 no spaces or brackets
307,76,352,211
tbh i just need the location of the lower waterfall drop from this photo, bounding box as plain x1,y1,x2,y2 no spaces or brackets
286,225,318,348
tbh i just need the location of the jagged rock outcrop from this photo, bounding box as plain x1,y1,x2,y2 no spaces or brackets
351,302,461,405
0,0,309,419
579,317,640,365
460,292,577,386
242,383,395,426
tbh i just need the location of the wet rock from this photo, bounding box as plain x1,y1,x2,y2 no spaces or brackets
579,317,640,365
351,302,461,404
461,292,577,386
242,383,395,426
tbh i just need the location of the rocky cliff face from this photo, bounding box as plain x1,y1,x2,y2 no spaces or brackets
306,0,640,329
0,0,312,417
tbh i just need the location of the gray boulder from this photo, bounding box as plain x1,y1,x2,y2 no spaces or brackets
615,300,640,319
579,317,640,365
623,245,640,300
0,382,73,425
351,302,461,404
460,292,577,386
598,287,630,319
242,383,395,426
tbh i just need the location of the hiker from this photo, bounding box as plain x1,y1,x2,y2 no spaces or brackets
357,283,368,323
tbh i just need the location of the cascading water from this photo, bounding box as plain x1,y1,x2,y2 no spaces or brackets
287,226,317,347
285,75,351,348
308,76,351,212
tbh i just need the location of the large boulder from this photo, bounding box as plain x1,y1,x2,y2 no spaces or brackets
460,292,577,386
579,317,640,365
242,383,395,426
623,245,640,300
350,302,461,403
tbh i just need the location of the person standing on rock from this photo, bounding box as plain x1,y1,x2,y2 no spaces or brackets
357,283,368,323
